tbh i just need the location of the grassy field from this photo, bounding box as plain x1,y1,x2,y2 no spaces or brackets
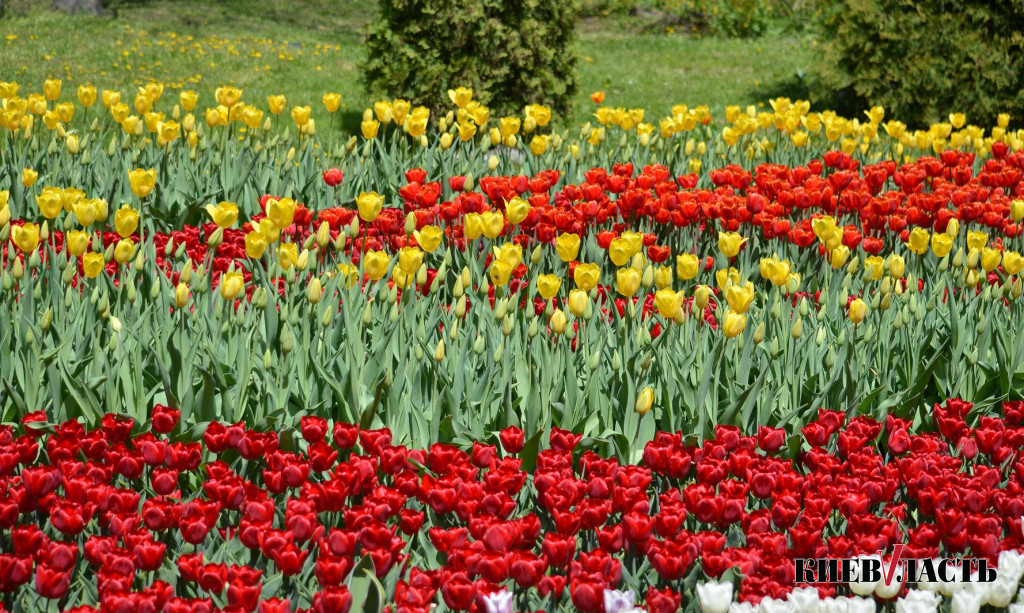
0,0,814,127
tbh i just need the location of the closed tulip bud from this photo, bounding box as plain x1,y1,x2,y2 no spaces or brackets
472,334,486,355
723,311,746,338
434,339,445,362
611,350,621,372
568,289,589,317
752,322,765,343
636,387,654,415
966,247,980,270
694,285,710,309
306,277,323,304
791,317,803,339
174,283,190,308
550,309,567,335
501,314,513,336
641,266,654,288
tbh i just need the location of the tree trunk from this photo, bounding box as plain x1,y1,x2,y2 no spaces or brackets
52,0,106,16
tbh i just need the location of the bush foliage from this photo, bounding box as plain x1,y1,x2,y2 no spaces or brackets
813,0,1024,128
361,0,579,119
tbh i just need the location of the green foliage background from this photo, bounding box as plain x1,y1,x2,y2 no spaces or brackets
813,0,1024,127
361,0,580,118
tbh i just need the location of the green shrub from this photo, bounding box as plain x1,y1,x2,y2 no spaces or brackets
813,0,1024,128
361,0,580,120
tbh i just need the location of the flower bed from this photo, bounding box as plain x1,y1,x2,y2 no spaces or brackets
3,401,1024,611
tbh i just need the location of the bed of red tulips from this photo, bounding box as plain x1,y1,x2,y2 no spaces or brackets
10,148,1023,288
2,399,1024,612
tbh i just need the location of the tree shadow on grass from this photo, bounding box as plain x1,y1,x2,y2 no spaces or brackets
747,70,811,106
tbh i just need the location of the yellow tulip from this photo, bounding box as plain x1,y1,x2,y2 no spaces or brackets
481,211,505,239
76,85,97,107
463,213,483,240
392,100,411,125
676,253,700,280
361,119,380,139
654,288,684,320
505,197,530,225
322,93,341,113
905,228,930,255
635,387,654,415
556,233,580,262
574,263,600,292
495,243,522,269
1011,199,1024,222
74,199,98,227
448,87,473,108
489,260,513,286
760,257,790,286
102,90,121,109
245,231,267,259
694,285,711,309
887,254,905,278
114,238,135,264
267,197,297,230
215,86,242,108
722,311,746,338
37,187,64,219
82,252,105,279
715,267,740,290
848,298,868,324
654,265,673,289
811,216,838,243
550,309,567,335
21,168,38,188
205,201,238,229
568,289,589,317
1003,251,1024,276
128,168,157,199
616,267,641,297
414,225,443,252
529,135,549,156
219,272,245,300
980,247,1002,272
499,116,521,138
457,121,477,142
115,205,139,238
398,246,424,276
967,230,988,251
43,79,61,101
267,95,287,115
865,256,885,281
278,243,298,270
65,230,90,257
932,233,953,258
179,90,198,112
65,134,79,155
725,283,755,313
830,245,851,269
356,192,384,223
537,274,562,300
373,100,393,123
291,106,311,127
717,232,748,258
608,238,633,267
364,250,390,281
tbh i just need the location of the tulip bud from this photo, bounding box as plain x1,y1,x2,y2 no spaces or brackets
348,218,360,239
815,326,826,346
611,349,621,372
404,212,417,235
449,319,459,341
635,387,654,416
753,322,765,344
798,297,809,317
501,314,513,336
306,277,323,304
493,343,503,364
531,244,543,265
550,309,566,335
12,258,24,280
434,339,445,362
528,317,539,339
362,302,373,327
473,334,485,355
694,285,710,309
791,317,803,340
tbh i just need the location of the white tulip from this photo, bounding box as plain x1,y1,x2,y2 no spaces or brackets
848,555,880,597
895,589,941,613
759,597,796,613
727,602,757,613
987,575,1017,608
998,550,1024,584
787,586,820,613
845,596,876,613
482,590,514,613
817,597,846,613
603,589,636,613
697,581,734,613
951,589,982,613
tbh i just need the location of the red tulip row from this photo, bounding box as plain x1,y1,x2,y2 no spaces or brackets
1,400,1024,612
5,148,1024,294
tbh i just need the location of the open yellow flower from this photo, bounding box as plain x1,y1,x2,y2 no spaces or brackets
616,267,640,297
414,226,443,253
505,197,530,225
82,252,104,279
322,93,341,113
114,238,135,264
489,260,513,286
115,205,139,238
725,282,755,313
932,233,953,258
537,274,562,300
128,168,157,199
205,201,239,229
568,289,589,317
717,232,748,258
356,192,383,223
676,253,700,280
364,250,390,281
66,230,90,257
463,213,483,240
398,246,424,276
267,95,286,115
291,106,311,127
448,87,473,108
215,86,242,108
481,211,505,239
278,243,298,270
245,231,267,259
980,247,1002,273
848,298,868,324
574,263,600,292
556,233,580,262
267,197,297,229
655,288,685,320
722,311,746,338
608,238,633,267
37,187,64,219
905,228,930,255
220,271,244,300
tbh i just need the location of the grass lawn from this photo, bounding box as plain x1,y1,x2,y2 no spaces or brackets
0,0,815,128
